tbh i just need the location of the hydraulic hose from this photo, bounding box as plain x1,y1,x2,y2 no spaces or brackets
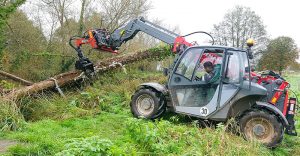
181,31,215,45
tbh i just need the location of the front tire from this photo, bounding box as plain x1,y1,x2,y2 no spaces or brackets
239,110,283,147
130,88,166,119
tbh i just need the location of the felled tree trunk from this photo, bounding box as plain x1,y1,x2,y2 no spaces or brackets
0,70,33,86
4,49,169,100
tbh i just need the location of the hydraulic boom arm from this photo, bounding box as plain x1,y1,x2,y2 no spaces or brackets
69,17,213,75
108,17,191,53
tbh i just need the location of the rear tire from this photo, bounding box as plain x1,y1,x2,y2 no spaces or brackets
239,109,283,147
130,88,166,119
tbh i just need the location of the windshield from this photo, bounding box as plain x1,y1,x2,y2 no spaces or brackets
175,48,203,80
175,47,224,81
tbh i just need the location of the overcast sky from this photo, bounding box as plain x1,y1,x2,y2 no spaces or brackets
21,0,300,46
20,0,300,61
149,0,300,47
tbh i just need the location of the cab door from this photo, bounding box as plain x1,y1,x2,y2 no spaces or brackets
168,47,222,117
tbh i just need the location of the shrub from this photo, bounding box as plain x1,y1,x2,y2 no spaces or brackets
55,137,115,156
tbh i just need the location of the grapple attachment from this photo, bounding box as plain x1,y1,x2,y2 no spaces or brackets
75,57,94,77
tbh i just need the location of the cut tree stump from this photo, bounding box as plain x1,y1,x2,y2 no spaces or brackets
3,49,169,100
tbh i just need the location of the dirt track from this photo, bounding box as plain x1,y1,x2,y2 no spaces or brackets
0,140,17,153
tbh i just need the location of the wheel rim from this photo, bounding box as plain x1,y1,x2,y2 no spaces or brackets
136,94,155,116
244,117,275,143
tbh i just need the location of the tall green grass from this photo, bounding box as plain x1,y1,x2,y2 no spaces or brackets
0,99,24,132
0,58,299,155
2,113,272,156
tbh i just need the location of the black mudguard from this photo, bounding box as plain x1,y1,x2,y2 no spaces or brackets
255,101,289,126
140,82,168,95
256,101,297,136
139,82,172,108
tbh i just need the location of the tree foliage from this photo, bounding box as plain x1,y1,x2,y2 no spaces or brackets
2,11,49,79
0,0,154,80
211,6,268,51
0,0,26,68
4,11,46,53
257,36,299,74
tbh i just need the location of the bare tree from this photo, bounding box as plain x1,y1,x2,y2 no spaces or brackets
97,0,152,31
41,0,75,40
212,6,268,52
78,0,95,35
38,0,76,71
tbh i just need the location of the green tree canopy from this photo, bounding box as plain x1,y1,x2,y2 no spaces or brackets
257,36,299,74
5,10,47,53
0,0,26,68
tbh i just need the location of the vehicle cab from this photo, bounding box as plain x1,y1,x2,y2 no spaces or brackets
167,46,266,119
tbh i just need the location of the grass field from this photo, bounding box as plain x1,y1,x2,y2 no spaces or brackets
0,60,299,156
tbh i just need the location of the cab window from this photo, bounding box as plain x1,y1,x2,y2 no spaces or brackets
193,50,223,83
175,48,203,80
225,51,241,83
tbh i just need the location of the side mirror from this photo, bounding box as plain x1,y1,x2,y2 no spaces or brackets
163,68,169,76
248,51,254,59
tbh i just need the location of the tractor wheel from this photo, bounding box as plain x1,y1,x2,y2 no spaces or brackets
130,88,166,119
239,110,283,147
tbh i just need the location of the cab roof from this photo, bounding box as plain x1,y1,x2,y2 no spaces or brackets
189,45,247,52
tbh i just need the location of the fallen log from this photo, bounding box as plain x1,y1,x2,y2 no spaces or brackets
0,70,33,86
4,48,170,100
